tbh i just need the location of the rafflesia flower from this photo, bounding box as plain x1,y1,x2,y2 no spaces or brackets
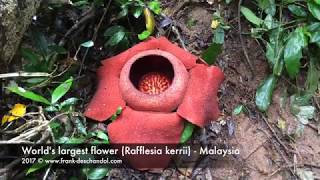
84,37,224,168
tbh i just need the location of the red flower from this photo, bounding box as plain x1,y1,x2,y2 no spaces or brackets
84,37,224,168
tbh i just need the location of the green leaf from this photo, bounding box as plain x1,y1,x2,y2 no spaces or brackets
148,0,162,15
201,43,222,65
57,137,85,144
266,42,276,66
263,15,274,30
73,1,90,7
306,56,320,93
45,105,59,112
225,0,233,4
240,6,263,26
180,122,195,143
283,0,297,4
291,102,315,125
7,86,51,105
83,168,110,180
21,48,41,64
133,6,143,18
118,6,128,18
255,75,277,112
232,105,244,115
115,106,122,115
104,26,125,37
26,154,58,175
24,77,46,84
213,27,225,44
307,22,320,32
284,27,307,78
110,106,123,121
288,4,307,17
256,0,276,16
74,117,87,135
310,31,320,42
96,130,109,142
273,58,284,77
105,31,126,46
138,30,151,40
59,97,79,109
48,45,68,54
81,40,94,48
308,0,320,20
31,29,49,56
51,77,73,104
266,29,285,76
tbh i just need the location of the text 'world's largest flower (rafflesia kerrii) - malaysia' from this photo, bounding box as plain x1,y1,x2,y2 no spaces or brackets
84,37,224,169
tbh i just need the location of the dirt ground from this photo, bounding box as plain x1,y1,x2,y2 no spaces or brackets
97,1,320,179
115,1,320,179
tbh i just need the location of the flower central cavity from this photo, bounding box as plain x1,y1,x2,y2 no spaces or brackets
127,54,175,95
138,72,171,95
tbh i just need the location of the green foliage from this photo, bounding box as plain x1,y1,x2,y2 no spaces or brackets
241,0,320,111
138,30,151,40
256,75,277,112
51,77,73,104
201,43,222,65
201,11,229,64
180,122,195,143
81,40,94,48
7,86,51,105
288,4,307,17
308,0,320,20
110,106,123,121
240,6,263,26
103,26,130,50
7,77,76,112
256,0,276,16
21,29,67,72
232,104,248,115
82,167,110,180
284,27,308,78
148,0,161,15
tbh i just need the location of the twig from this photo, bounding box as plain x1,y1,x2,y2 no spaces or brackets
261,116,293,154
268,163,320,179
171,25,187,50
244,139,268,161
77,0,112,77
58,6,96,46
260,116,297,178
0,72,50,79
307,123,319,133
43,165,52,180
238,0,255,78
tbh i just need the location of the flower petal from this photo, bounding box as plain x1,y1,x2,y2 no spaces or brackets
177,64,224,127
107,107,184,169
158,37,197,69
84,38,161,121
108,107,184,143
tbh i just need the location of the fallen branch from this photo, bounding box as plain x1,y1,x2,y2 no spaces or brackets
0,72,50,79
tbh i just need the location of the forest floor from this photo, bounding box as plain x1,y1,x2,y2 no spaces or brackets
1,0,320,179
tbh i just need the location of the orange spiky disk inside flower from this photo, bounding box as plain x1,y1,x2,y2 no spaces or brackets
138,72,172,95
